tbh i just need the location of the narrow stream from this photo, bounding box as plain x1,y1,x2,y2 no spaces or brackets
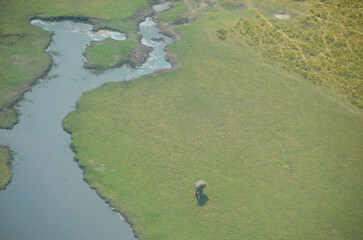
0,7,172,240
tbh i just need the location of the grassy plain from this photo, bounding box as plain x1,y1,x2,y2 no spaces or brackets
64,1,363,239
156,1,188,23
0,146,13,190
84,38,136,71
222,0,363,107
0,0,149,128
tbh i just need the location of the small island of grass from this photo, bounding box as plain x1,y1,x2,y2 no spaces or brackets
0,0,151,129
0,146,13,190
84,38,136,71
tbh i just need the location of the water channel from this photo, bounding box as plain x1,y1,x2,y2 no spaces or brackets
0,7,172,240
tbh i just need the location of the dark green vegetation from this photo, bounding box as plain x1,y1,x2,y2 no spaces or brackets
0,146,13,190
64,0,363,239
84,38,136,71
0,108,17,130
222,0,363,107
0,0,149,129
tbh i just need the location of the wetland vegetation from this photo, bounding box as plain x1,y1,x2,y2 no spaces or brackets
0,146,12,190
64,0,363,239
0,0,150,129
84,38,136,71
1,0,362,239
222,0,363,107
0,0,153,198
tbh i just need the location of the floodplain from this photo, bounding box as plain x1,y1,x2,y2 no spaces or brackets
64,1,363,239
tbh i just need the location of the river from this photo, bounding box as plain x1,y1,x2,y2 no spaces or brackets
0,7,172,240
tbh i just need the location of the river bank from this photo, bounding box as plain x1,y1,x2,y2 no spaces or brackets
0,5,173,239
0,146,13,191
63,1,363,239
0,0,160,129
0,0,169,198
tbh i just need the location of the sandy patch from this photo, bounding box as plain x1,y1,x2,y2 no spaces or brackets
273,11,291,20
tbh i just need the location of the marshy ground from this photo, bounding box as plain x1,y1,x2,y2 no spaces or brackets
0,146,12,190
1,0,362,239
63,0,363,239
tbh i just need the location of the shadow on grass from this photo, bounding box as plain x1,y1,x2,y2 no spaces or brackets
197,194,209,207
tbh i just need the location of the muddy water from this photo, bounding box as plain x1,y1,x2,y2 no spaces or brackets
0,15,172,240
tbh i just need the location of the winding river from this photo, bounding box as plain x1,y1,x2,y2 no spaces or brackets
0,6,172,240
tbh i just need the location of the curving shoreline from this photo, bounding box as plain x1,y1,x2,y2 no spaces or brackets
62,124,142,238
0,146,13,191
0,0,157,130
0,1,177,238
0,5,173,239
63,10,176,238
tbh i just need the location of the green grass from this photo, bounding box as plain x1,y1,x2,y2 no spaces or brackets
156,2,188,23
0,108,18,129
63,2,363,239
0,146,13,190
0,0,149,128
84,38,136,71
223,0,363,107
